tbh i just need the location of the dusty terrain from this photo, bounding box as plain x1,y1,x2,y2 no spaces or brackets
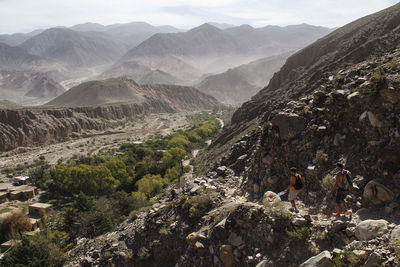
0,112,191,171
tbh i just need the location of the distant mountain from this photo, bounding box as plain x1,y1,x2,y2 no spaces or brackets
20,28,127,68
0,70,65,101
71,21,182,48
0,42,56,71
101,56,199,83
114,23,332,81
25,76,65,98
197,52,293,104
0,29,43,46
124,23,241,59
139,70,181,85
46,77,220,110
208,22,236,30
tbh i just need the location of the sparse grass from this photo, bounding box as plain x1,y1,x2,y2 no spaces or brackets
322,174,335,191
333,248,365,267
183,194,214,219
286,226,311,245
0,207,12,214
263,201,292,221
315,150,328,166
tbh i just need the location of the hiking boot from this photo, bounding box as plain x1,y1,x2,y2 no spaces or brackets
289,208,295,212
294,209,299,213
332,212,340,216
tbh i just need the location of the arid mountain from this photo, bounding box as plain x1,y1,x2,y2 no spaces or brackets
211,3,400,186
24,76,65,98
112,23,331,82
0,29,43,46
138,70,181,85
71,21,182,48
0,42,55,71
0,70,65,104
46,77,219,109
197,52,293,104
101,56,199,83
208,22,236,30
20,28,126,68
124,23,241,59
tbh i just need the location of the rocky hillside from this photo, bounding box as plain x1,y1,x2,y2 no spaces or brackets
46,77,219,109
0,78,219,151
64,3,400,267
20,28,126,68
197,52,293,105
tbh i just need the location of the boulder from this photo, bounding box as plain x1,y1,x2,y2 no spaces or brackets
299,251,332,267
267,176,279,184
186,232,207,247
293,217,308,226
363,181,394,206
363,252,382,267
219,245,235,267
262,191,281,205
332,220,347,232
390,225,400,241
270,112,306,139
355,220,388,241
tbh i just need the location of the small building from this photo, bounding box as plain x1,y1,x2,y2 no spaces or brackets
9,185,38,201
14,176,30,185
0,183,16,192
29,203,52,217
0,240,20,252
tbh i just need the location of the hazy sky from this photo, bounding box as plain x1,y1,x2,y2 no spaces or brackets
0,0,398,34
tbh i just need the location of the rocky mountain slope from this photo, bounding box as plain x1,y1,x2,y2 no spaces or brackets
0,42,57,71
197,52,293,105
65,3,400,267
19,28,126,68
0,70,65,103
46,77,218,108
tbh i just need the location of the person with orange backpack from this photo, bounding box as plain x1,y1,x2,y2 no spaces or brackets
281,167,303,213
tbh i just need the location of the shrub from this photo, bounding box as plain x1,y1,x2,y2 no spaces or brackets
263,202,292,221
0,237,52,267
0,211,31,241
286,226,311,245
136,174,169,198
167,134,190,150
322,174,335,191
183,195,213,219
315,150,328,166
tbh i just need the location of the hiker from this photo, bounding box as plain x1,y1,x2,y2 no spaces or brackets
327,162,352,216
283,167,303,213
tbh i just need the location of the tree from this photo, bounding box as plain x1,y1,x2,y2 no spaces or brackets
136,174,168,198
0,211,31,241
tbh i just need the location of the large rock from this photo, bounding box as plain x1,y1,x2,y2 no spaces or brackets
270,112,306,139
219,245,235,267
363,180,395,206
262,191,281,205
363,252,382,267
390,225,400,241
299,251,332,267
355,219,388,241
186,232,207,247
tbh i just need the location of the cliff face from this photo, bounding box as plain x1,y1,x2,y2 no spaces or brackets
0,96,216,151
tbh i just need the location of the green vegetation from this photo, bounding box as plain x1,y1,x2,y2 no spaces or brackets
333,248,365,267
263,202,292,221
286,227,311,245
1,113,222,266
0,211,31,242
322,173,335,191
183,194,214,219
315,150,329,166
